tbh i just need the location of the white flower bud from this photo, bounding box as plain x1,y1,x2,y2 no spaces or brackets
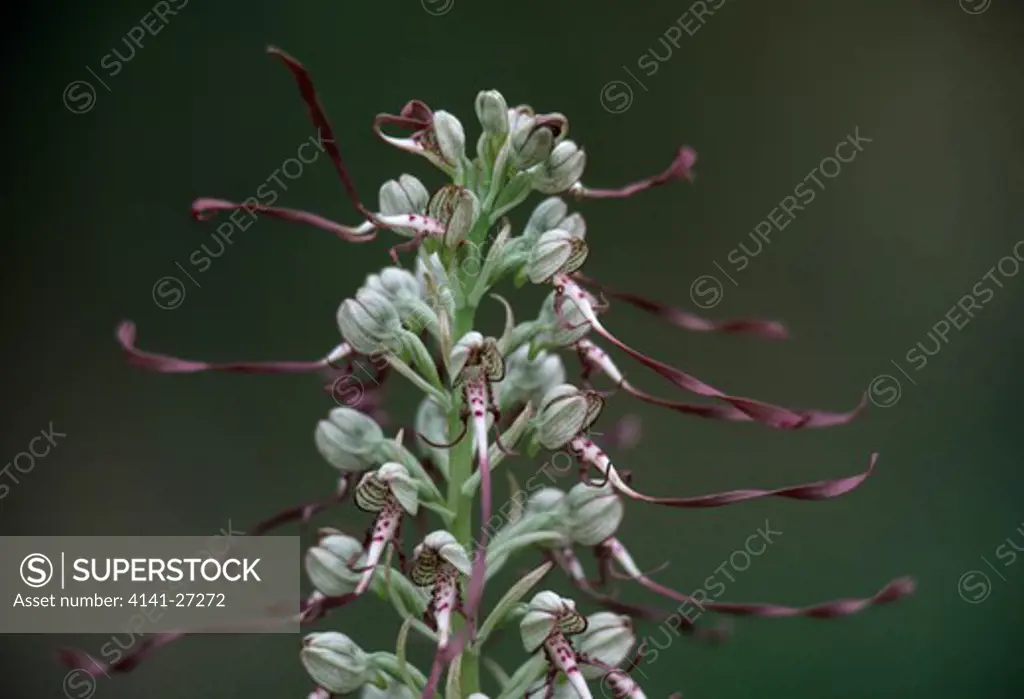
315,408,385,472
379,174,429,218
374,267,421,301
301,632,375,694
432,111,466,167
559,212,587,239
366,268,438,335
520,591,585,652
527,229,588,284
378,175,429,238
511,111,553,170
565,481,623,546
510,109,568,169
305,533,365,596
533,140,587,194
527,487,568,517
525,197,569,238
535,384,601,450
337,288,402,355
475,90,509,137
576,613,635,679
427,185,481,247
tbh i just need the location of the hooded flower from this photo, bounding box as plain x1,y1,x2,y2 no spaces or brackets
521,591,592,699
353,463,420,595
411,530,472,648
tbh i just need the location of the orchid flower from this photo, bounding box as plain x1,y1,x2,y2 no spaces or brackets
521,592,593,699
353,463,420,595
411,531,473,648
75,49,915,699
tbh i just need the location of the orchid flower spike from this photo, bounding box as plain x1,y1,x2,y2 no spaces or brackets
353,463,420,595
411,530,472,648
521,591,593,699
95,51,915,699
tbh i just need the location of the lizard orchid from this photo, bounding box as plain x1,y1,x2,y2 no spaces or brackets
69,45,914,699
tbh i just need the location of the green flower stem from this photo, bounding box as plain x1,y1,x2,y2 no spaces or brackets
448,304,481,695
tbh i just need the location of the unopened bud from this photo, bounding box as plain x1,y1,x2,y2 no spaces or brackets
379,175,429,219
525,197,569,239
559,212,586,239
527,229,588,284
305,533,365,596
533,140,587,194
535,384,601,450
432,111,466,167
565,481,623,546
315,408,385,472
475,90,509,137
527,487,568,518
371,267,421,302
301,632,374,694
427,185,481,247
511,112,552,170
337,288,402,355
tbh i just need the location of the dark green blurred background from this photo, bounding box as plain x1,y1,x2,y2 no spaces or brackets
3,0,1023,696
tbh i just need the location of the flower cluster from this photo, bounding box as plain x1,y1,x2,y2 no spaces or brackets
70,46,915,699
